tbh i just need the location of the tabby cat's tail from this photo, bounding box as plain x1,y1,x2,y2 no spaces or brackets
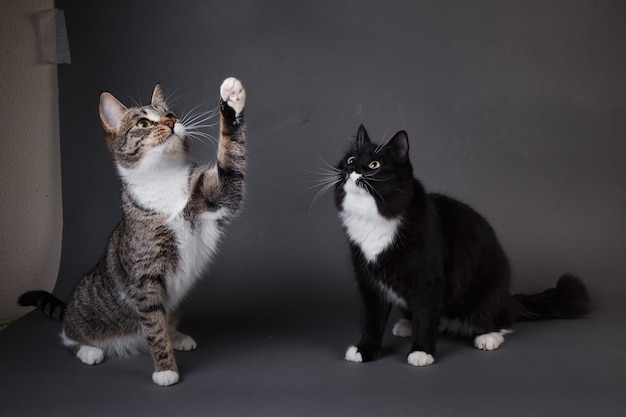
18,290,66,322
512,274,590,321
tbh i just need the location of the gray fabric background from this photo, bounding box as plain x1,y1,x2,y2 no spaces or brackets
2,1,625,416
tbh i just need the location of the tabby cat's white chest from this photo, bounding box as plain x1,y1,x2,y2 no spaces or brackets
118,152,190,217
339,177,401,263
165,210,224,309
119,157,224,309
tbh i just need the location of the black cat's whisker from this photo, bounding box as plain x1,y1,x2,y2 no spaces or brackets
315,153,341,173
309,177,341,216
301,174,341,189
296,163,338,178
361,178,386,204
362,174,391,183
373,131,391,154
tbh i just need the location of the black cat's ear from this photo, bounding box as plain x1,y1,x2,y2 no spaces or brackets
151,83,166,107
99,92,127,134
389,130,410,164
357,124,371,145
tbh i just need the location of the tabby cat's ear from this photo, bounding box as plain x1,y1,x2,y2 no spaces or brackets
99,92,127,134
151,83,166,107
389,131,410,164
357,124,371,145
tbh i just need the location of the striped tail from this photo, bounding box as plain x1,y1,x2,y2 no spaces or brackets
513,274,591,321
18,290,66,322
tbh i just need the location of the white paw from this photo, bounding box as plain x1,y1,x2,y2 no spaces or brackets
407,351,435,367
76,346,105,365
474,329,511,351
345,345,363,363
171,333,197,351
392,318,412,338
152,370,180,386
220,77,245,116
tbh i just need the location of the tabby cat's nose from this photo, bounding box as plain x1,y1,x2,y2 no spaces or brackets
162,118,175,129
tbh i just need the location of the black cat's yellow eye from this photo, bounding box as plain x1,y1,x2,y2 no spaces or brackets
136,119,154,128
368,161,381,169
347,156,356,165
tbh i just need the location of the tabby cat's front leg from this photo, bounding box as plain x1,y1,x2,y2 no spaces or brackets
192,78,246,215
134,277,179,386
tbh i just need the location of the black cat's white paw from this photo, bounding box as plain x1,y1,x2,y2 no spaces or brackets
392,318,412,338
474,329,512,351
345,345,363,363
407,351,435,367
220,77,245,117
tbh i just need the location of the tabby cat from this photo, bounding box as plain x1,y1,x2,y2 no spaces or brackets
19,77,246,386
333,125,590,366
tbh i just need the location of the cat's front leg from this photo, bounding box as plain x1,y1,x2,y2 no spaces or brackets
194,78,247,217
345,281,392,363
134,279,179,386
405,304,440,367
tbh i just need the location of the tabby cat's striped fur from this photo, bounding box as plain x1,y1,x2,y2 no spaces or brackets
19,77,246,386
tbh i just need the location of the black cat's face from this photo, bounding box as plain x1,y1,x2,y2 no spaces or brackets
335,125,413,207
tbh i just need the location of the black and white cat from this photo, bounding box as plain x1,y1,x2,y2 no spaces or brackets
19,78,246,386
334,125,590,366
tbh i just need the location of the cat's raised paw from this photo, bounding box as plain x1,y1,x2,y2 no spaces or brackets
392,318,412,338
345,345,363,363
407,351,435,367
220,77,245,116
76,345,104,365
152,370,180,386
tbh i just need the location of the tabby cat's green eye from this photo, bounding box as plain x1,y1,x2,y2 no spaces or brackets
136,119,154,128
347,156,356,165
368,161,381,169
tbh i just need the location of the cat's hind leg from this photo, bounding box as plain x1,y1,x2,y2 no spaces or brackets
392,318,412,338
61,331,105,365
474,329,513,351
167,305,197,352
76,345,105,365
169,330,197,351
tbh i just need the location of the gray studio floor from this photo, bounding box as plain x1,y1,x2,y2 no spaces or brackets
2,296,625,416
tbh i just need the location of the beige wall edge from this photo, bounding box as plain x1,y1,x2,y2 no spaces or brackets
0,0,63,322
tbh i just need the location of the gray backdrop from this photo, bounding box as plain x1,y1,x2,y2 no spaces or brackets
2,1,625,416
54,0,626,310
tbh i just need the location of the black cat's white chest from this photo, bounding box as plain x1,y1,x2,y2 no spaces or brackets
339,180,401,263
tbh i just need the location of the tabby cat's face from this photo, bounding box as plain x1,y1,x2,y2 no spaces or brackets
336,125,413,204
99,84,187,169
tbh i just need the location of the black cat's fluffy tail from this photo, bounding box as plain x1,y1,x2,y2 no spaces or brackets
18,290,66,322
512,274,590,321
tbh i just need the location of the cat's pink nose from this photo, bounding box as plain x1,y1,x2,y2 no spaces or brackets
162,118,175,129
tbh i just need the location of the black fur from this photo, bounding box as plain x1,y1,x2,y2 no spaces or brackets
335,125,590,364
